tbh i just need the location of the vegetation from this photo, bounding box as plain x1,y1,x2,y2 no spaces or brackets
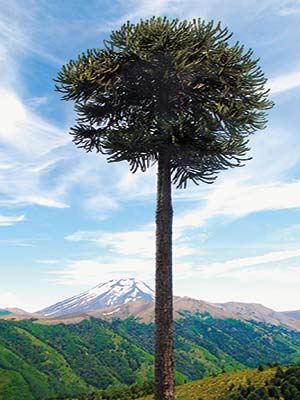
0,315,299,399
139,364,300,400
55,16,273,400
0,368,34,400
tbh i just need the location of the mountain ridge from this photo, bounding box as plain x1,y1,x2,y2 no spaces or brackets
2,278,300,331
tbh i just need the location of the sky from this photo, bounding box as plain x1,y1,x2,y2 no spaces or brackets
0,0,300,312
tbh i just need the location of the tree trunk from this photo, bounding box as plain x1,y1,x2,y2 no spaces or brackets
155,150,174,400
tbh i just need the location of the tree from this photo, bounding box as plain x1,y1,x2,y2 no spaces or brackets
55,17,273,400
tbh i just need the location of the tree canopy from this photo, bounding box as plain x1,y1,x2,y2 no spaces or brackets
55,17,273,188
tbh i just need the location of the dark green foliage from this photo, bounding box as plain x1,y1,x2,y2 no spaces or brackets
98,381,155,400
55,17,273,188
172,316,298,369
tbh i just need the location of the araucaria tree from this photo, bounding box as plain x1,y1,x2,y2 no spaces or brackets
55,17,273,400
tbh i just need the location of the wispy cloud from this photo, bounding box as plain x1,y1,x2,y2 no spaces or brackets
267,71,300,95
196,249,300,278
0,5,75,211
223,265,300,283
65,226,196,260
50,256,195,286
100,0,300,31
175,181,300,230
0,26,119,213
0,215,24,227
277,0,300,15
0,89,71,209
51,258,155,286
66,229,155,258
82,194,119,220
0,239,33,247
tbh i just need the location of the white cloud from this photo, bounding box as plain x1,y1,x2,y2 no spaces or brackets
175,181,300,230
51,258,155,286
196,249,300,278
68,229,155,258
50,255,195,286
267,71,300,95
0,80,119,212
0,90,68,155
277,0,300,15
116,168,156,199
83,194,119,220
126,0,170,20
110,0,280,25
65,226,196,260
0,215,24,226
17,196,69,209
223,265,300,283
0,21,74,211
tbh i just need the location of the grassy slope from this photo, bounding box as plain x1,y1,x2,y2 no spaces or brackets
139,368,278,400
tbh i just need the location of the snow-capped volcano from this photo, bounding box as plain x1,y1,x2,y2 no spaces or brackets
37,278,154,317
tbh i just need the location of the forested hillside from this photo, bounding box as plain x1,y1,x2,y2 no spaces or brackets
1,314,300,399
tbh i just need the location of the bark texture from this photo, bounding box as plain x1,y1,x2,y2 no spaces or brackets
155,150,174,400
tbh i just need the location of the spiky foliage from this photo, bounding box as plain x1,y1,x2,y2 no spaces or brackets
55,17,273,188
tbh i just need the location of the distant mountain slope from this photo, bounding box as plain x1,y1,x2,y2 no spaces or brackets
217,302,300,330
48,296,300,332
1,308,40,321
33,278,300,331
280,309,300,320
83,297,240,324
37,278,154,317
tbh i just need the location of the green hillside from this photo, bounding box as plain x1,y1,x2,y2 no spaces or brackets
0,314,300,399
139,364,300,400
0,368,34,400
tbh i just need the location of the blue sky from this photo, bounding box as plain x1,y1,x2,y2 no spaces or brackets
0,0,300,312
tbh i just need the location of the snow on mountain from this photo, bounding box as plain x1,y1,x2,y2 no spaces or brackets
37,278,155,317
